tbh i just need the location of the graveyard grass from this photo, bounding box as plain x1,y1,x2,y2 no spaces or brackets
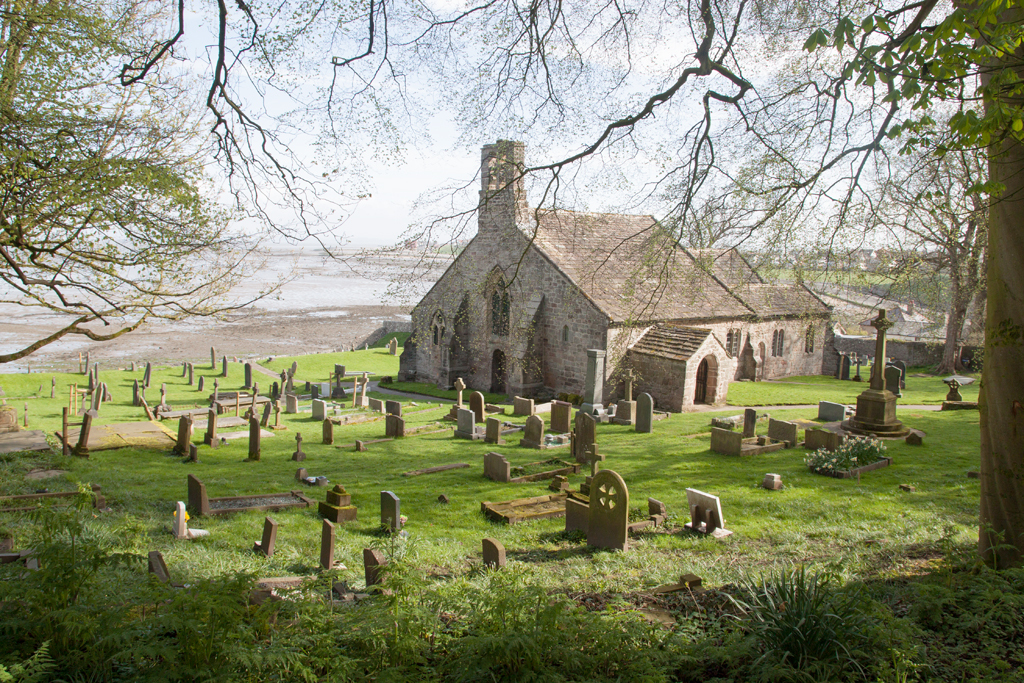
0,353,1006,681
726,367,980,405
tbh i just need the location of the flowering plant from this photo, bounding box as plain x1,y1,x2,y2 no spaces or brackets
805,436,887,474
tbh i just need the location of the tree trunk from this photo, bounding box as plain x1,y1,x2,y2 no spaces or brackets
978,131,1024,568
937,279,968,375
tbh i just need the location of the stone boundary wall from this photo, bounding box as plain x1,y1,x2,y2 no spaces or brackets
357,321,412,349
826,333,980,371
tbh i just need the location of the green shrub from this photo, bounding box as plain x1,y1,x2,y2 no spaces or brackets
805,436,887,474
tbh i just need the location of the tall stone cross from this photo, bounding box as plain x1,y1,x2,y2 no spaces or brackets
454,377,466,407
584,444,605,478
625,369,635,402
868,309,894,391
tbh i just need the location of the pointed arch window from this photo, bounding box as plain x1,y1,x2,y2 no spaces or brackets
804,326,815,353
490,282,510,337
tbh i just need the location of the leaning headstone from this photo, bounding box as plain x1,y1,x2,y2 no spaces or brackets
587,469,629,551
143,362,152,388
204,408,218,446
469,392,485,423
363,548,387,587
520,414,544,448
253,517,278,557
247,416,261,460
148,551,171,583
482,538,506,568
762,473,783,490
484,416,503,444
710,427,743,456
312,399,327,420
385,400,402,417
885,364,903,397
742,408,757,438
320,520,337,570
512,396,535,416
197,376,205,393
385,414,405,438
817,401,846,422
74,409,97,456
635,393,654,433
323,418,334,445
684,488,730,537
174,415,193,456
260,401,272,428
380,491,401,532
182,362,188,378
292,433,305,461
767,418,798,448
550,400,571,433
483,452,511,482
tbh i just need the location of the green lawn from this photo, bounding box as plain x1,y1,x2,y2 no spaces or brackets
727,368,981,405
0,362,981,593
382,380,507,404
262,347,401,383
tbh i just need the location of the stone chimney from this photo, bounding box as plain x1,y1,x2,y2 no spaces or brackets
478,140,527,239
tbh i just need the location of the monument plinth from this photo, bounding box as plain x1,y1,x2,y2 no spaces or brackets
842,310,910,437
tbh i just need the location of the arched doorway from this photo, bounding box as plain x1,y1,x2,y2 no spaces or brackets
491,349,507,394
695,358,709,404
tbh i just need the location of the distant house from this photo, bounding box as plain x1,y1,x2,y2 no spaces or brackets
858,302,943,341
399,141,832,410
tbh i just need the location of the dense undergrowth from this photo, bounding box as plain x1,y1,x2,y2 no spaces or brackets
1,492,1021,683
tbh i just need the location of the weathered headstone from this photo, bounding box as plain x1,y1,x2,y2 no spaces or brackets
143,362,152,388
174,415,193,456
187,363,194,386
253,517,278,557
892,359,907,388
710,427,743,456
469,391,485,423
767,418,798,448
906,432,923,446
455,407,479,439
817,401,846,422
944,377,963,402
61,407,70,456
74,409,97,456
296,467,308,481
587,469,629,551
285,393,298,414
187,474,211,516
385,400,402,417
512,414,540,450
762,473,783,490
572,410,597,464
320,519,337,570
363,548,387,586
323,418,334,445
172,501,190,539
805,428,844,452
485,416,503,444
247,416,261,460
319,485,357,523
743,408,757,438
884,365,903,397
368,397,384,412
243,363,253,388
380,491,401,532
292,433,305,461
50,376,55,399
312,399,327,420
385,414,405,438
197,376,205,393
454,377,466,407
512,396,535,416
684,488,730,536
388,338,398,355
550,400,572,433
201,409,217,447
635,393,654,433
840,354,852,380
482,538,506,568
580,349,607,414
483,452,511,482
259,401,272,428
222,356,228,377
565,497,590,533
133,379,141,407
211,347,217,369
148,551,171,583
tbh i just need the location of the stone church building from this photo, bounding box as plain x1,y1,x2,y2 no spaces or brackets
398,141,832,410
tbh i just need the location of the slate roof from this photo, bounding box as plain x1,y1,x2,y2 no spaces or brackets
527,210,830,323
630,324,712,362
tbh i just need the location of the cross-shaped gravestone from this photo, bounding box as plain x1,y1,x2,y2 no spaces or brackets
204,408,218,446
583,444,605,478
274,400,282,427
292,433,305,461
454,377,466,407
624,369,635,402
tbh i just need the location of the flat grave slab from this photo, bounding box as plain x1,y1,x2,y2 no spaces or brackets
402,463,470,477
193,416,247,429
208,492,314,514
220,428,274,441
0,430,51,455
58,421,175,451
481,493,568,524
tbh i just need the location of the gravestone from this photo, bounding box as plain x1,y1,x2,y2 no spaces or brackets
906,432,923,446
247,416,261,460
635,393,654,433
945,377,963,402
320,519,336,570
133,380,140,407
363,548,387,586
174,415,193,456
389,338,398,355
818,401,846,422
455,407,479,439
884,365,903,397
197,376,205,393
483,452,511,482
839,354,852,380
710,427,744,456
148,551,171,584
260,401,272,428
565,497,590,533
74,409,97,456
253,517,278,557
385,414,405,438
482,538,506,568
323,418,334,445
469,392,485,423
743,408,757,438
187,363,194,386
319,485,357,523
580,349,606,415
187,444,199,462
143,362,152,388
762,473,783,490
292,433,305,461
182,362,188,378
512,396,535,416
296,467,307,481
454,377,466,407
684,488,730,536
173,501,190,539
767,418,798,448
380,491,401,532
484,417,503,444
805,428,844,451
587,469,629,551
203,408,218,446
187,474,211,516
520,414,544,448
385,400,402,417
614,368,637,425
572,410,597,464
891,359,907,388
550,400,572,433
244,363,253,389
368,397,384,412
221,356,228,377
312,399,327,420
285,393,298,414
211,347,217,369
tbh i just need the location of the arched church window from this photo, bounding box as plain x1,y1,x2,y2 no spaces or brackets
804,326,815,353
500,292,510,336
432,325,439,345
562,325,570,343
491,292,502,335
